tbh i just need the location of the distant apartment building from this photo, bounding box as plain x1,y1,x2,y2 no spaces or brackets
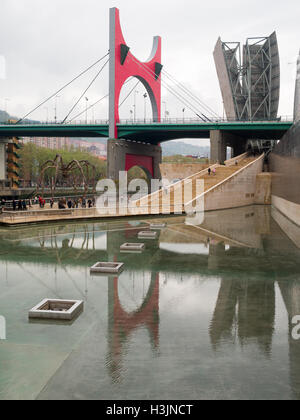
21,137,71,150
20,137,107,157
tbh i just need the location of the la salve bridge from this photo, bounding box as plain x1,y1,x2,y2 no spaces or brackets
0,7,294,181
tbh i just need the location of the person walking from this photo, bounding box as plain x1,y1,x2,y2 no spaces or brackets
212,168,216,176
12,199,16,211
208,168,211,175
50,198,54,209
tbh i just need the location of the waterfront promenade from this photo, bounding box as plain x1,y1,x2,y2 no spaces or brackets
0,153,264,226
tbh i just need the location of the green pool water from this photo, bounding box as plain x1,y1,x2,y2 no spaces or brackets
0,205,300,400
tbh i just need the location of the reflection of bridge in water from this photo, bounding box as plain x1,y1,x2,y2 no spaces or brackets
1,206,300,393
107,272,159,383
1,207,299,276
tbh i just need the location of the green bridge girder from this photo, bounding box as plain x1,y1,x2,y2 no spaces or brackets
0,121,293,144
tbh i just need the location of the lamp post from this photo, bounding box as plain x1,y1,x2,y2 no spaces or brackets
54,95,60,123
4,98,10,120
85,97,89,124
133,90,139,122
143,93,147,122
44,107,49,123
182,107,185,122
163,101,167,121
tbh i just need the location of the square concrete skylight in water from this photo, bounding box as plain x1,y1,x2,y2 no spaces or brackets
29,299,83,321
150,223,167,230
138,231,157,239
90,262,124,274
120,243,145,253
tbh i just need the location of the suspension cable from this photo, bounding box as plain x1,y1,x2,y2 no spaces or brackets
162,69,221,119
128,55,210,120
67,94,109,122
67,77,137,122
62,58,109,123
119,80,140,108
16,52,109,124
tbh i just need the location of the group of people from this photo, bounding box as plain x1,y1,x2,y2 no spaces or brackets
207,167,216,176
0,195,97,212
12,199,32,211
57,196,96,210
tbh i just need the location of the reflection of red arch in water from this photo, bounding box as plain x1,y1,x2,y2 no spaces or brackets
107,272,160,382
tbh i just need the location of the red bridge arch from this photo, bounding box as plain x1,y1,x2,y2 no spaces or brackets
107,272,160,382
109,7,162,139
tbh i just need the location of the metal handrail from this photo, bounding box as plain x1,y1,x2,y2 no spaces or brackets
0,116,294,126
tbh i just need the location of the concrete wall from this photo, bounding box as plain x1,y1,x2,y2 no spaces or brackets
254,173,272,205
192,154,264,211
200,205,270,249
294,50,300,123
0,143,6,180
159,163,208,181
270,153,300,206
210,130,246,163
269,120,300,226
272,195,300,227
272,207,300,247
107,138,162,180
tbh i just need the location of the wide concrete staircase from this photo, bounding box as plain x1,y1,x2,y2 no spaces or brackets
134,153,258,214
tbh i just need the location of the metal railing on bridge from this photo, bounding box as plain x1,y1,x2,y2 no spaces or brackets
0,116,294,126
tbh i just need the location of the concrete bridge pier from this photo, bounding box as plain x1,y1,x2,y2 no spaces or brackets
0,140,7,181
107,138,162,181
210,130,246,163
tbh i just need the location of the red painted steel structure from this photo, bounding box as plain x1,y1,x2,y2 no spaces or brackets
125,153,154,177
109,7,162,140
108,274,160,381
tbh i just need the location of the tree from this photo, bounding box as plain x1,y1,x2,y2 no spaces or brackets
19,143,107,185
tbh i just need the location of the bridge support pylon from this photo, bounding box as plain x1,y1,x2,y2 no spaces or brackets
0,141,7,181
107,138,162,181
210,130,247,163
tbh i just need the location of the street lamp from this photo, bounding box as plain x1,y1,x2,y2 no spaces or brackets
85,97,89,124
143,93,147,122
133,90,139,122
44,107,49,123
163,101,170,121
54,95,60,123
182,107,185,122
4,98,10,118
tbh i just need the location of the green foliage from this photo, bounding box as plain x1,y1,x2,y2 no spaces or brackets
127,166,150,187
19,143,107,183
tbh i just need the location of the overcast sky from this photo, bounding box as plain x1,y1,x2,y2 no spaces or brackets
0,0,299,144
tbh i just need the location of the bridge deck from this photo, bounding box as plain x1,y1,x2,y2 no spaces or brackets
0,121,293,143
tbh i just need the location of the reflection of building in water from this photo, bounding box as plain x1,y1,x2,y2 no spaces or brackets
210,277,275,356
107,272,160,383
278,279,300,400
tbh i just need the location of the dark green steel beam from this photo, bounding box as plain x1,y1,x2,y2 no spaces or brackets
0,121,292,144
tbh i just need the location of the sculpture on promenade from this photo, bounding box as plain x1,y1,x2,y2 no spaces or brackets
38,154,96,196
